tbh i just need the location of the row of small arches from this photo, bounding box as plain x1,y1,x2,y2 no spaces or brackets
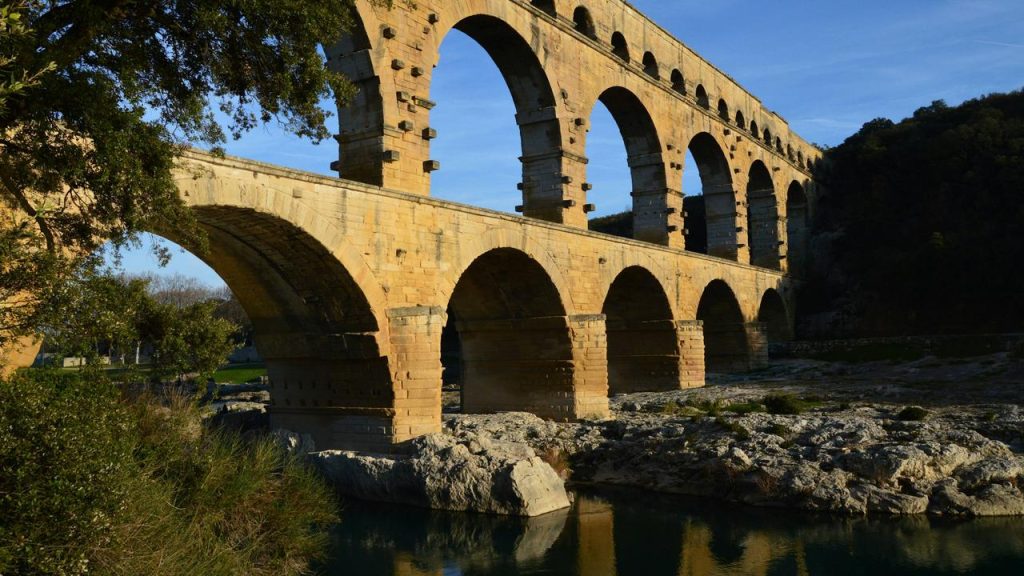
529,0,814,171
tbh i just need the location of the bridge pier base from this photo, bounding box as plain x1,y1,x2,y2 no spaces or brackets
606,319,706,393
676,320,707,389
458,314,609,421
387,306,446,443
703,321,752,374
744,321,770,370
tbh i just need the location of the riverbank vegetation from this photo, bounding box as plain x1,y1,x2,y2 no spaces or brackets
0,370,337,576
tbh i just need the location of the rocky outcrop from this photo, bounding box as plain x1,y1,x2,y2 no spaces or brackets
444,404,1024,517
313,431,570,517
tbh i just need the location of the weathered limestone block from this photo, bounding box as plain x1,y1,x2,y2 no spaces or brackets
313,432,571,517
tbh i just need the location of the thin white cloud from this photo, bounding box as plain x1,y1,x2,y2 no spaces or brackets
972,39,1024,48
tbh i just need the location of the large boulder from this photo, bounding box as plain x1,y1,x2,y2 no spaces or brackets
313,432,570,517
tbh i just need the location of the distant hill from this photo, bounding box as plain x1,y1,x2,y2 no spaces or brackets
801,89,1024,337
588,196,706,250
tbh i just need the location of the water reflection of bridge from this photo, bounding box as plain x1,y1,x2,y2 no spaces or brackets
324,490,1024,575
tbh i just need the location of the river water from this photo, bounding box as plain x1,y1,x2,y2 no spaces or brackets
319,488,1024,575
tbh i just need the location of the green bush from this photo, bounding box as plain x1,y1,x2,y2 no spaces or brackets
763,393,815,415
724,401,764,415
896,406,930,421
0,371,337,576
0,370,135,576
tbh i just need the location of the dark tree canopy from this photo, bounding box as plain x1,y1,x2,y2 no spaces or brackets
803,90,1024,336
0,0,385,350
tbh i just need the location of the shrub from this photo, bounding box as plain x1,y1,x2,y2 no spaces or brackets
0,371,337,576
0,370,135,576
896,406,930,421
724,401,764,415
767,423,793,437
763,393,813,415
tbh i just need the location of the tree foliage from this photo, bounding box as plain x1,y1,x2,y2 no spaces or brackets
806,90,1024,336
41,269,239,381
0,0,382,352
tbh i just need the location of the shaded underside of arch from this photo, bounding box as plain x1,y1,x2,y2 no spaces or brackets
603,267,680,393
747,161,780,270
447,248,577,418
591,86,667,244
158,206,391,448
786,181,810,276
696,280,749,373
687,133,737,260
445,15,563,218
758,289,791,345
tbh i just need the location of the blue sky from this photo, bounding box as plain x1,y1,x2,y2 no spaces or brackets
110,0,1024,287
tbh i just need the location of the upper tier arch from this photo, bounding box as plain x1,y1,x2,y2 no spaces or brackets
325,0,819,252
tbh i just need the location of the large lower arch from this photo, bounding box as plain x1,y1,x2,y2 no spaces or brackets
602,267,679,393
685,133,737,260
434,15,563,219
159,206,391,451
445,248,581,419
786,181,810,275
586,86,668,244
696,280,750,373
747,161,781,269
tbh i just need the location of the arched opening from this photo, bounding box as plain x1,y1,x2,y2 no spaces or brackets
328,10,382,185
443,248,575,418
671,69,686,95
695,84,710,109
787,144,795,161
717,99,730,121
697,280,750,373
585,87,666,244
776,137,784,153
758,289,791,347
786,181,810,276
430,16,560,214
144,208,388,450
611,32,630,62
750,120,759,137
642,52,660,79
746,161,780,270
735,110,746,130
531,0,556,17
684,133,737,260
573,6,597,39
797,150,804,165
603,267,678,394
763,128,772,146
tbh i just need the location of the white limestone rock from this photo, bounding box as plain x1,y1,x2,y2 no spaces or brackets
313,431,570,517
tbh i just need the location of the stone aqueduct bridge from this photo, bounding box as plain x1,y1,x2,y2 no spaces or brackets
172,0,822,451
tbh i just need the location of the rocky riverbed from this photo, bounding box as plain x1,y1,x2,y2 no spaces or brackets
213,352,1024,517
445,354,1024,516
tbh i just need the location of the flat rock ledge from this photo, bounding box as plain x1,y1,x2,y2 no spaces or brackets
311,432,571,517
444,406,1024,517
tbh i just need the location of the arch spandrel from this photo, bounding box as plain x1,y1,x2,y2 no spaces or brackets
439,227,578,318
594,255,680,321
